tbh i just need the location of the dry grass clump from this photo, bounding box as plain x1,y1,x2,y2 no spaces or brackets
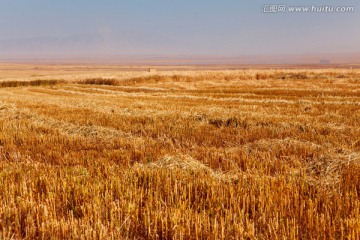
208,116,249,128
136,154,214,172
73,70,360,89
0,68,359,239
78,75,216,87
77,78,118,86
0,79,61,88
306,152,360,189
134,155,239,182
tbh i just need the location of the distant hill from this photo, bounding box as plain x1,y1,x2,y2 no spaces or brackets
0,33,359,65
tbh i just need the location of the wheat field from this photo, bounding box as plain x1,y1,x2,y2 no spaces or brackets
0,67,359,239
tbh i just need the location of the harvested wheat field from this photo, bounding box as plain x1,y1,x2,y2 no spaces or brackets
0,68,359,239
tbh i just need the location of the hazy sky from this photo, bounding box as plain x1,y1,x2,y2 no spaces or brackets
0,0,359,56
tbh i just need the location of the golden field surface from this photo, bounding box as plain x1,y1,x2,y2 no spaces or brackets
0,66,359,239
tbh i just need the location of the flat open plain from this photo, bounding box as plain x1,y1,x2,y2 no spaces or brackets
0,65,359,239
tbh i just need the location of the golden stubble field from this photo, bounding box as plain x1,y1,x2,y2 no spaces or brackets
0,66,359,239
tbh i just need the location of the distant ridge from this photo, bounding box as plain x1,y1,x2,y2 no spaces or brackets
0,33,359,65
0,54,359,65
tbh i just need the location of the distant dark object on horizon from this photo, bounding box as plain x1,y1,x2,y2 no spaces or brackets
319,59,330,64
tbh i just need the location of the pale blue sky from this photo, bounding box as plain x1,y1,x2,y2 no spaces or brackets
0,0,359,56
